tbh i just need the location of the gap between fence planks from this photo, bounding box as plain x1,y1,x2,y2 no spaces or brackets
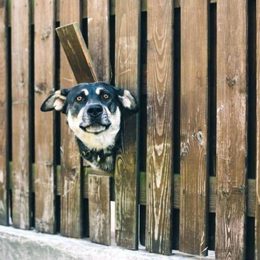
59,0,82,238
146,0,174,255
11,0,31,230
216,1,247,259
34,0,56,234
256,0,260,258
87,0,111,246
0,0,9,226
115,0,140,250
180,0,208,256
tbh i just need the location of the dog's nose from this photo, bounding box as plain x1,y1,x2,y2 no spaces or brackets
87,104,103,117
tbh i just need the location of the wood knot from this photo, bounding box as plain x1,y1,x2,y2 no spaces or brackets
41,27,51,40
35,83,47,94
226,75,238,88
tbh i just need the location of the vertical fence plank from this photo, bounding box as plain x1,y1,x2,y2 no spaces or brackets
88,0,110,83
256,0,260,258
216,1,247,259
34,0,56,233
115,0,140,250
11,0,31,229
0,0,8,226
87,0,111,245
88,172,110,245
59,0,82,238
179,0,208,256
146,0,174,255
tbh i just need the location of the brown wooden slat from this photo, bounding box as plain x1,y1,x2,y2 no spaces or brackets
11,0,31,229
216,1,247,259
88,172,110,245
87,0,111,245
115,0,140,250
59,0,82,238
87,0,110,83
256,0,260,257
0,0,8,226
145,0,174,255
56,23,98,83
34,0,56,233
179,0,209,256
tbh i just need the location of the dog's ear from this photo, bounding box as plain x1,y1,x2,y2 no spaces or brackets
40,89,70,112
116,88,138,112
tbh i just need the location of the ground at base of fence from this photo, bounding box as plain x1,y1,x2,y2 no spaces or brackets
0,226,215,260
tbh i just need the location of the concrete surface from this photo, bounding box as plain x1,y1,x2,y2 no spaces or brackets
0,225,215,260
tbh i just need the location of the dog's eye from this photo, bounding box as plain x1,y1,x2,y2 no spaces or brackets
76,96,83,102
101,93,110,100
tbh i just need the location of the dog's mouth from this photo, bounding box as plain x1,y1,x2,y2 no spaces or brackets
79,122,110,134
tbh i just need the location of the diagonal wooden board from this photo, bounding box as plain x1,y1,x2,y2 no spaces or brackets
56,22,111,244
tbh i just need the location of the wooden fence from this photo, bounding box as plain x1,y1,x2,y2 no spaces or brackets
0,0,258,259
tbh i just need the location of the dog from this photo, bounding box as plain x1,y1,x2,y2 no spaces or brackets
41,82,137,172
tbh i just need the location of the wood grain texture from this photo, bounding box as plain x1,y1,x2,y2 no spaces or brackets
34,0,56,233
87,0,110,82
56,23,98,83
115,0,140,250
216,1,247,259
88,173,110,245
256,0,260,258
146,0,174,255
179,0,208,256
59,0,82,238
87,0,111,245
0,0,8,226
11,0,31,229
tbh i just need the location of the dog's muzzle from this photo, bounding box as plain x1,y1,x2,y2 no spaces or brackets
79,104,111,134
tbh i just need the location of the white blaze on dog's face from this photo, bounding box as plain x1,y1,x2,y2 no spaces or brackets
40,82,138,152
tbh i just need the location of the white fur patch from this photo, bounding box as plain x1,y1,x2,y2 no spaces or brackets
119,90,136,110
82,89,89,96
67,107,121,151
95,87,104,95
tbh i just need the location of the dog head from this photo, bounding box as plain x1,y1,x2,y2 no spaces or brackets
41,82,137,172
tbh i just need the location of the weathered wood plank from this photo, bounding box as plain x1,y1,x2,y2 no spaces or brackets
11,0,31,229
0,0,9,226
59,0,82,238
146,0,174,255
87,0,110,83
87,0,111,245
179,0,208,256
56,23,98,83
256,0,260,258
115,0,140,250
34,0,56,233
216,1,247,259
88,172,110,245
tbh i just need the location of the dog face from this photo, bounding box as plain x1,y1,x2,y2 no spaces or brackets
41,82,137,171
